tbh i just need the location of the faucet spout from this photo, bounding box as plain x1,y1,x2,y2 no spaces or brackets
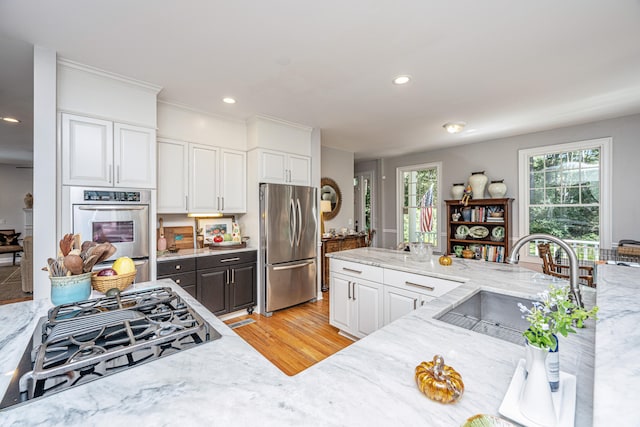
506,233,584,308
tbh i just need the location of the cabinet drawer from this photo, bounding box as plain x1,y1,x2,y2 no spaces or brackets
330,259,383,283
158,271,196,288
197,250,257,270
383,269,461,298
157,257,196,276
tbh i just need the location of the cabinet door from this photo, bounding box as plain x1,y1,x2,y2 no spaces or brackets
353,279,383,337
287,154,311,186
383,285,421,325
197,267,228,315
189,144,219,212
114,123,156,188
258,149,287,183
329,273,352,332
229,262,256,312
157,139,188,213
220,149,246,213
62,114,113,186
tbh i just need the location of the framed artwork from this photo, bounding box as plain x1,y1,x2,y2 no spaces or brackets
198,218,234,244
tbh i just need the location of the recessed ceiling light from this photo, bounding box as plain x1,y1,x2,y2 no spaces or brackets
392,75,411,85
443,122,466,134
1,117,20,123
222,97,236,104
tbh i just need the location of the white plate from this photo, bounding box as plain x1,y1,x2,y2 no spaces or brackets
492,226,505,238
469,225,489,239
456,225,470,236
498,359,576,427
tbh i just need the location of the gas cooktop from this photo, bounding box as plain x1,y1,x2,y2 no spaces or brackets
1,287,221,410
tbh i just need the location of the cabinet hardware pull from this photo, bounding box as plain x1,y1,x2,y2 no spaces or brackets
405,281,434,291
185,195,188,210
342,267,362,274
175,279,181,284
421,300,425,306
231,268,235,283
117,165,120,184
352,282,356,301
413,298,417,309
226,270,230,284
108,167,112,184
220,257,241,263
222,196,224,211
348,281,351,299
79,206,146,211
175,265,181,270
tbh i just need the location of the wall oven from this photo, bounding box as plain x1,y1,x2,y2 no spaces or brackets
69,187,150,283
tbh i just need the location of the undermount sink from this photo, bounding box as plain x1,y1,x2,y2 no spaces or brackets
435,290,537,345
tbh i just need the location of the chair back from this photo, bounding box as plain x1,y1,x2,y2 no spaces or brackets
537,243,557,276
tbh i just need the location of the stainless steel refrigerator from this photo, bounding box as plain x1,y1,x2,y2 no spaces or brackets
260,183,317,315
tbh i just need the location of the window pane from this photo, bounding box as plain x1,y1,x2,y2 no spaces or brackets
529,206,599,241
583,149,600,165
530,188,544,204
545,170,561,186
581,185,599,204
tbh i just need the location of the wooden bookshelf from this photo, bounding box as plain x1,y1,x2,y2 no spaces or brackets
445,198,514,262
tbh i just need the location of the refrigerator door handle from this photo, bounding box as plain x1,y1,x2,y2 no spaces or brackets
272,260,314,271
289,198,296,247
296,198,302,247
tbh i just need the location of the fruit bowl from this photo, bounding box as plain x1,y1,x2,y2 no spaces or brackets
91,270,136,293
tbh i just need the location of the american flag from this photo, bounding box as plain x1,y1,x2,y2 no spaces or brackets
420,184,434,233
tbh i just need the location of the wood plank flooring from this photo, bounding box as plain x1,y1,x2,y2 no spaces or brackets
224,294,353,376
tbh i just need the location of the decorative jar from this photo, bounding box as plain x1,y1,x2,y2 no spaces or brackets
488,179,507,198
451,183,466,200
468,171,488,199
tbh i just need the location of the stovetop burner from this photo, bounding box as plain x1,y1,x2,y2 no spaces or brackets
1,287,221,410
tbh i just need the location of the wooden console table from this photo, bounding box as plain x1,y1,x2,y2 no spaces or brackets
321,234,366,291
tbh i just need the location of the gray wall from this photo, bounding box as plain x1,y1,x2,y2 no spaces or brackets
321,146,354,232
359,113,640,250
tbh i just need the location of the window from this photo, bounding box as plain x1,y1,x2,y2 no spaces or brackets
518,138,612,261
397,162,441,249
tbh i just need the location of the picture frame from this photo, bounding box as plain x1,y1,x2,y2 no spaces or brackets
198,217,234,244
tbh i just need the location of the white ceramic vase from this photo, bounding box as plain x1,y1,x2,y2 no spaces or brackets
451,183,466,200
488,180,507,198
520,343,557,426
468,171,488,199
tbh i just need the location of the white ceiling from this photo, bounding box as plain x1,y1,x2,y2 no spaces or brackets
1,0,640,163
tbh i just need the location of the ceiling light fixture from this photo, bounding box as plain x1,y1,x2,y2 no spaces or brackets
392,75,411,85
443,122,466,134
222,97,236,104
1,117,21,123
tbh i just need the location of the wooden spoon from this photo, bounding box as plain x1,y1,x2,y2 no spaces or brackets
63,254,84,275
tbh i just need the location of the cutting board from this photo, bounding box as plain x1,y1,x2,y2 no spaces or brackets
160,226,194,249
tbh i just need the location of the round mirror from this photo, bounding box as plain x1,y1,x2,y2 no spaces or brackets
320,177,341,220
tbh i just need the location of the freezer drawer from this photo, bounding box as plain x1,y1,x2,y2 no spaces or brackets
265,259,316,313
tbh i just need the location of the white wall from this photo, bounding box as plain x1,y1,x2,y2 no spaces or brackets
370,113,640,250
0,165,32,264
321,146,354,232
157,102,247,149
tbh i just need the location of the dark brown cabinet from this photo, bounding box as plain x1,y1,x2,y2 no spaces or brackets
321,234,367,291
196,250,257,315
157,257,197,298
157,250,256,315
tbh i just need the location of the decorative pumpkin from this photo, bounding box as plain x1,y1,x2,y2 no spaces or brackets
415,355,464,404
438,254,453,266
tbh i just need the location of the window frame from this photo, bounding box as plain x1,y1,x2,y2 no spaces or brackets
396,161,442,252
517,137,612,262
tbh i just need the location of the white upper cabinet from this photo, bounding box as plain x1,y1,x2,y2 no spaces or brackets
114,123,156,188
219,149,246,213
189,144,219,213
257,148,310,186
157,139,188,213
62,113,156,188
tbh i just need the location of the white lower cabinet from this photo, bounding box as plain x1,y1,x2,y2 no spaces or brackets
330,261,463,338
330,272,383,339
383,286,433,325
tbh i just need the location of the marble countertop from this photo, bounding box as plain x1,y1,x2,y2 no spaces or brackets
1,247,631,426
156,246,256,262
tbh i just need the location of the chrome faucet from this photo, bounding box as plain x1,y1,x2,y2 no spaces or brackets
506,233,584,308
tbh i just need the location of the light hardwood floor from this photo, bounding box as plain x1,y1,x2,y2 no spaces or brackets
223,294,353,376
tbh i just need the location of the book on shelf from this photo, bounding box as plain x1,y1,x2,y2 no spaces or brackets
486,217,504,223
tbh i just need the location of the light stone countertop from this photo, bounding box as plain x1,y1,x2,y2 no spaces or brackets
0,247,632,426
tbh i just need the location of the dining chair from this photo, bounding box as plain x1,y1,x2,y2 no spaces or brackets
537,243,595,287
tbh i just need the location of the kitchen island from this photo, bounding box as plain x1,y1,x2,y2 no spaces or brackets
0,247,635,426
